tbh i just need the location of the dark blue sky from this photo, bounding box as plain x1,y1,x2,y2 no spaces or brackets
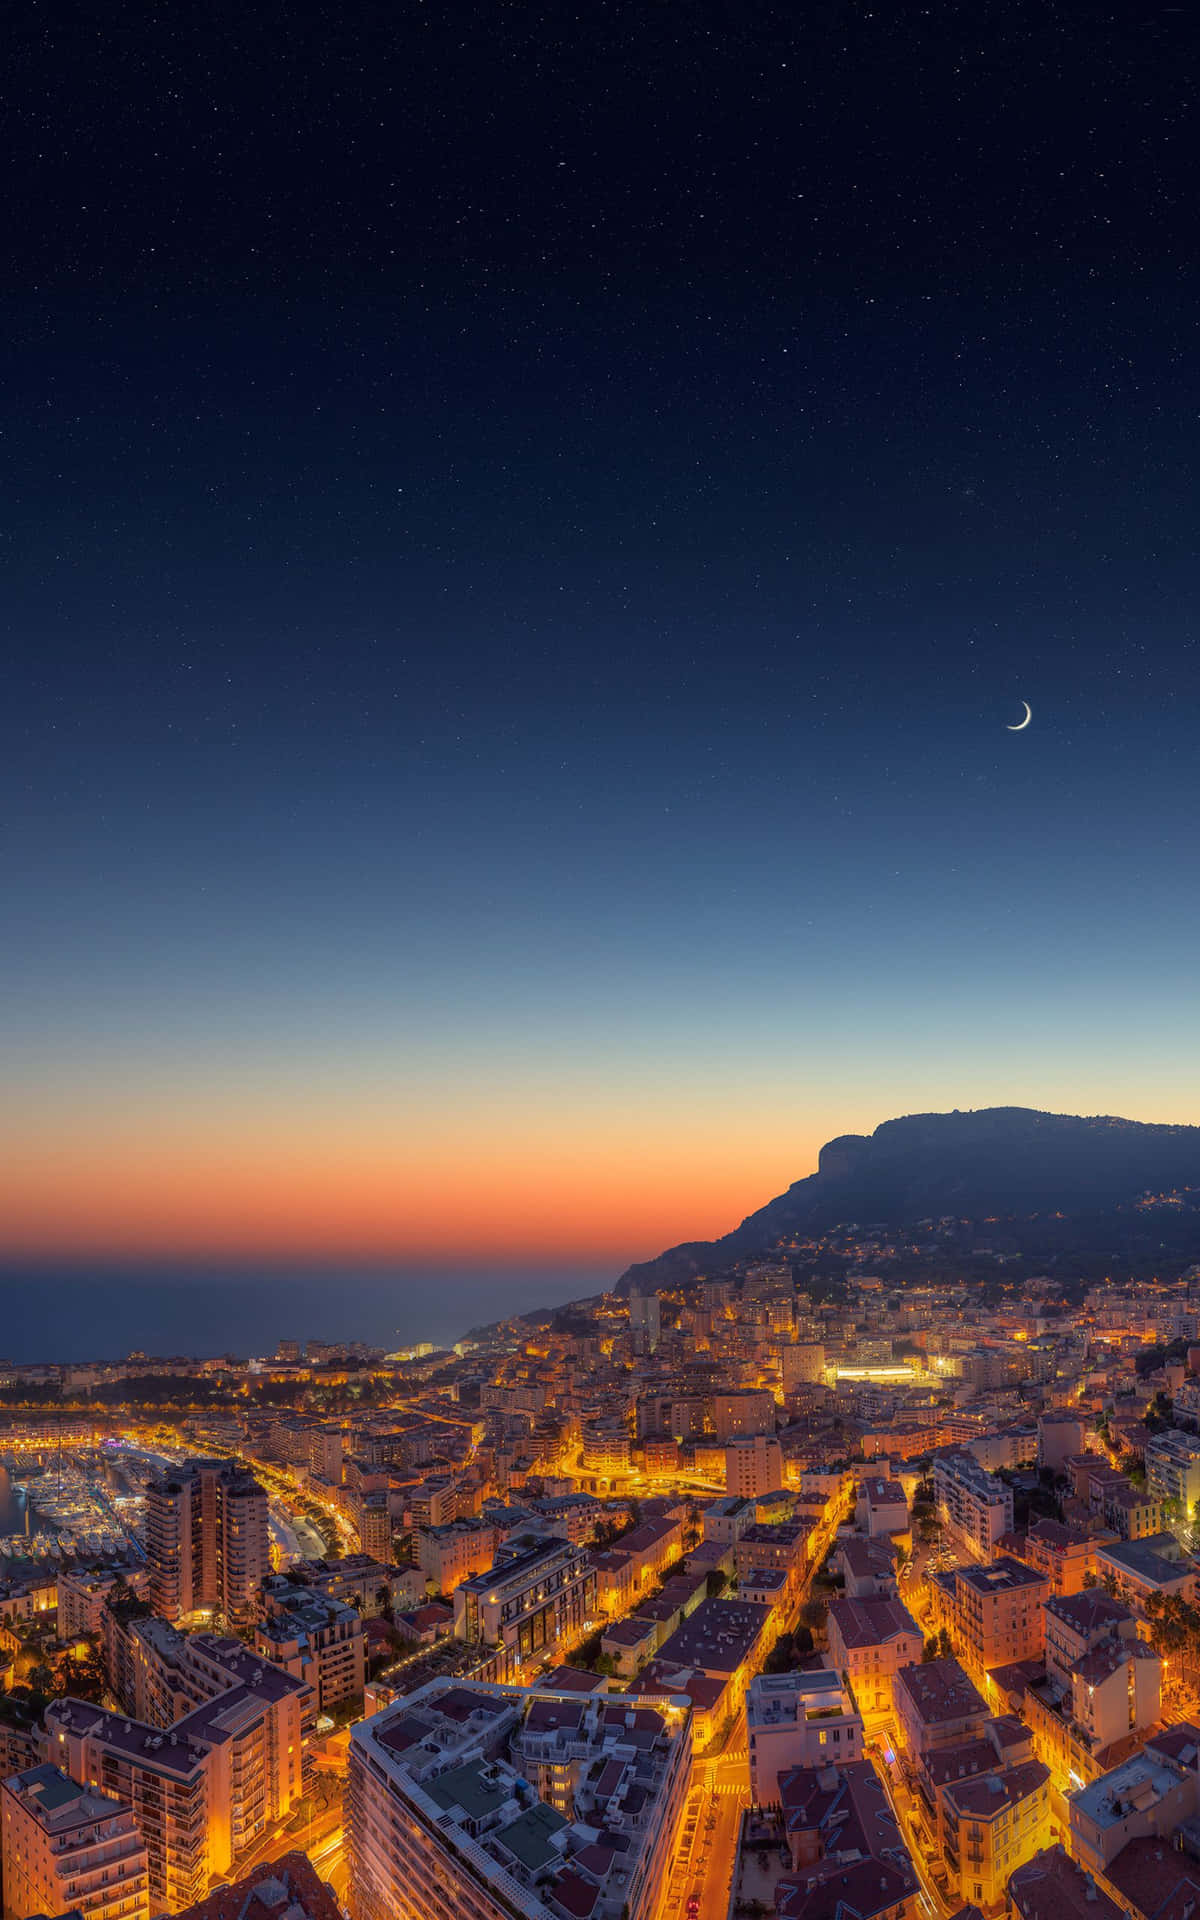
3,2,1199,1282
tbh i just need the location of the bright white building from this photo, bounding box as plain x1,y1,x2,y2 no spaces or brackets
746,1669,864,1806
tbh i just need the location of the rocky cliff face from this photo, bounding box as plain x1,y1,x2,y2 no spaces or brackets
616,1105,1200,1293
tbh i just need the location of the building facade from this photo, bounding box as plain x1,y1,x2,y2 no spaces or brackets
145,1460,269,1629
348,1679,691,1920
1,1764,149,1920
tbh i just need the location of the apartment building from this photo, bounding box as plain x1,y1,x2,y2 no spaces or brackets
415,1519,500,1595
1068,1746,1196,1879
58,1568,150,1641
932,1452,1013,1561
702,1497,755,1546
835,1537,898,1599
940,1759,1052,1910
746,1669,864,1805
894,1659,989,1758
725,1434,784,1499
453,1536,597,1674
854,1479,909,1538
347,1678,691,1920
289,1554,402,1618
1070,1639,1161,1756
1017,1519,1094,1596
46,1636,310,1914
774,1760,918,1920
1093,1534,1195,1611
917,1712,1033,1838
306,1425,344,1487
580,1421,632,1473
1043,1590,1138,1689
825,1597,923,1717
1069,1459,1159,1541
712,1392,777,1440
253,1584,366,1713
733,1521,810,1589
1,1763,149,1920
44,1703,213,1914
929,1558,1048,1677
781,1343,825,1391
1037,1412,1086,1473
1145,1430,1200,1515
145,1461,269,1630
350,1491,393,1561
639,1598,772,1746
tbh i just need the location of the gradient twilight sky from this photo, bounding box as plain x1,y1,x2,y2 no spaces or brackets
4,4,1200,1280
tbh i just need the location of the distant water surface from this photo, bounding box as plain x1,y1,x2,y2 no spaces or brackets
0,1262,615,1363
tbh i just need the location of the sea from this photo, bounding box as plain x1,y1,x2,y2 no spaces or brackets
0,1261,617,1364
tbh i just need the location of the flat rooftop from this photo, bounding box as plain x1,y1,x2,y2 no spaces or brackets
1071,1750,1185,1830
955,1556,1047,1595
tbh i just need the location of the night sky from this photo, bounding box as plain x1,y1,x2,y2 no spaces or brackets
4,3,1199,1282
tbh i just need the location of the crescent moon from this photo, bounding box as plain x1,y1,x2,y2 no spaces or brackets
1007,700,1032,731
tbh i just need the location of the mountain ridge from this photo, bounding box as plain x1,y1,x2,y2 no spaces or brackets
617,1105,1200,1293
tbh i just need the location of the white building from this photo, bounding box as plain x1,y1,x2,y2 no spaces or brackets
348,1678,691,1920
1145,1430,1200,1516
933,1449,1014,1560
746,1669,863,1806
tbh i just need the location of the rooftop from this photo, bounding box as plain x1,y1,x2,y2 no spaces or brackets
895,1658,987,1728
1045,1590,1133,1634
3,1763,130,1832
778,1760,913,1878
1070,1749,1186,1831
1105,1835,1200,1920
173,1852,343,1920
941,1758,1050,1820
859,1479,907,1505
1095,1535,1192,1585
351,1677,689,1920
1072,1639,1159,1686
828,1596,920,1651
651,1598,770,1674
954,1556,1048,1596
748,1669,854,1730
1008,1844,1123,1920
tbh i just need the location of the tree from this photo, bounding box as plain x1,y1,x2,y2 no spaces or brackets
684,1500,702,1551
800,1596,828,1634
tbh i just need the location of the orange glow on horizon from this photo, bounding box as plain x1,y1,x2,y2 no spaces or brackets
9,1063,1191,1267
0,1110,829,1264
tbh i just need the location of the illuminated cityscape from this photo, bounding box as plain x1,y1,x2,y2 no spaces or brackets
4,1258,1200,1920
4,3,1195,1920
